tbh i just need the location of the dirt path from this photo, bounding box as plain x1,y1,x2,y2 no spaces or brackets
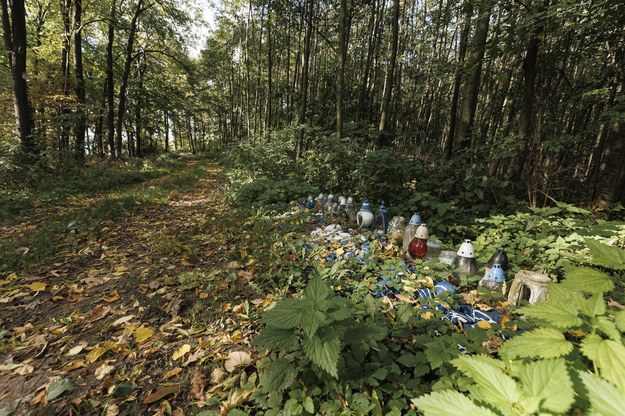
0,160,260,415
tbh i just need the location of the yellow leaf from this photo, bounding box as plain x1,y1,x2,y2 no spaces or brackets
163,367,183,380
116,266,128,273
570,328,586,337
102,290,120,303
335,248,345,256
230,330,243,344
134,325,154,343
476,320,492,329
420,311,433,320
28,282,47,292
172,344,191,361
86,346,110,363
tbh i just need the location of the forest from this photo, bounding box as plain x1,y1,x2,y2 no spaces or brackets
1,0,625,415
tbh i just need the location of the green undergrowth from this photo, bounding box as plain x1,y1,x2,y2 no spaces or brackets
0,153,187,222
0,155,207,274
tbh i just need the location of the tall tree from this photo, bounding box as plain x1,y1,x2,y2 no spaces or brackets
1,0,35,153
336,0,349,140
378,0,400,147
106,0,117,157
295,0,314,160
73,0,86,163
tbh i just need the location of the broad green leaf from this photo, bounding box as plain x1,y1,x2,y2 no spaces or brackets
518,358,574,414
46,378,77,401
517,299,582,329
411,390,499,416
397,352,419,368
580,333,625,393
561,267,614,294
594,316,621,341
252,327,299,352
262,299,304,329
452,355,520,410
303,396,314,413
303,331,341,378
585,239,625,270
425,339,458,370
302,310,326,337
500,328,573,360
579,371,625,415
260,358,297,392
0,400,20,416
615,310,625,333
304,277,331,305
397,304,415,323
327,304,352,322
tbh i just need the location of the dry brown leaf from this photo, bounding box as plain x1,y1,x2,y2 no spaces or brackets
190,369,206,400
105,404,120,416
142,384,179,404
210,368,226,385
224,351,251,373
14,364,34,375
236,270,253,283
68,342,88,356
87,305,111,323
111,315,135,326
63,360,86,371
95,363,115,380
163,367,183,380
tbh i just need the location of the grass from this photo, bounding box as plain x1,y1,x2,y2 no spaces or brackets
0,155,208,274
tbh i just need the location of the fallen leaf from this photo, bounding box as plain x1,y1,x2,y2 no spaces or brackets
68,342,88,356
236,270,253,283
14,364,34,375
190,370,206,400
88,305,111,323
476,320,492,329
27,282,47,292
87,346,109,363
63,360,86,371
105,404,120,416
102,290,120,303
224,351,251,373
210,367,226,385
142,385,179,404
420,311,433,320
163,367,183,380
230,330,243,344
0,364,21,372
134,325,154,343
46,378,77,401
172,344,191,361
116,266,128,273
30,389,46,406
111,315,135,326
95,363,115,380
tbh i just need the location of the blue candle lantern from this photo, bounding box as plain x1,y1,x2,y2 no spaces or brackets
357,200,374,229
375,201,390,234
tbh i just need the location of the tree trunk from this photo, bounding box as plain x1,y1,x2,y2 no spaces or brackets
295,0,314,160
1,0,35,154
336,0,348,140
135,59,145,157
116,0,145,157
94,79,106,158
444,1,472,161
455,2,492,152
164,109,170,152
73,0,86,163
106,0,117,158
378,0,400,147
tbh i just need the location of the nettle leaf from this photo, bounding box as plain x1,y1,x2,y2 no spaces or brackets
260,358,297,392
262,299,304,329
253,327,299,352
303,330,341,378
411,390,499,416
425,338,458,370
452,355,520,411
305,277,332,305
579,371,625,415
302,310,326,337
561,267,615,294
517,298,582,329
501,328,573,360
585,239,625,270
594,316,621,341
518,358,574,414
615,310,625,333
580,333,625,394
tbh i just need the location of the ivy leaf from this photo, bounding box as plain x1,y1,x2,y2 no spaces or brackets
262,299,304,329
303,330,341,378
500,328,573,360
253,327,299,352
517,299,582,329
580,333,625,394
578,371,625,415
452,355,520,411
259,358,297,392
585,239,625,270
411,390,499,416
517,358,574,414
561,267,615,294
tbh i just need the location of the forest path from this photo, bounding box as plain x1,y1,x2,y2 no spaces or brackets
0,158,260,415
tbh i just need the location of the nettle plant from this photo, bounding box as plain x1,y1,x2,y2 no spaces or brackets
413,240,625,415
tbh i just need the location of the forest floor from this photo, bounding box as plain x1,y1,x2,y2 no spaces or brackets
0,157,264,415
